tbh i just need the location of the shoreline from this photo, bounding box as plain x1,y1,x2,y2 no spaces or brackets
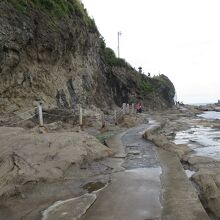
143,107,220,219
0,107,220,219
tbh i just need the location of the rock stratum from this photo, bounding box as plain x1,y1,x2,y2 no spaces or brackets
0,126,112,197
0,0,175,112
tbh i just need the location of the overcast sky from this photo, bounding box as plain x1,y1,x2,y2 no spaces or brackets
81,0,220,104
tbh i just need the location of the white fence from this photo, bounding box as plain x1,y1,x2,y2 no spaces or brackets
0,103,136,129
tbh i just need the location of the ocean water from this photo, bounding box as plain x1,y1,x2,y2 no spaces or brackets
188,102,214,106
174,113,220,160
197,111,220,120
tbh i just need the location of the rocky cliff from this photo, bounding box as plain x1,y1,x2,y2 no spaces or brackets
0,0,175,112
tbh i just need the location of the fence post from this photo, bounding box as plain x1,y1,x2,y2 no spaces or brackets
114,110,117,125
79,106,83,129
38,102,44,127
101,112,105,128
126,104,130,114
123,103,126,115
131,103,135,114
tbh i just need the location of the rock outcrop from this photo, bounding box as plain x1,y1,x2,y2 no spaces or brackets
143,110,220,219
0,0,175,112
182,155,220,219
0,126,112,197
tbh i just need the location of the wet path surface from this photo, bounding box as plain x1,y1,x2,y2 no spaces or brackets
80,124,162,220
41,118,210,220
121,125,159,170
42,123,162,220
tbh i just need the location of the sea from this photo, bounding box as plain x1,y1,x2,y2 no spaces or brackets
174,109,220,160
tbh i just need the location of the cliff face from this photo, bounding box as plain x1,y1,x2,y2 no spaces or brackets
0,0,175,112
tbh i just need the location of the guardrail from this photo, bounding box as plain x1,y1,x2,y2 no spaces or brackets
114,103,135,125
0,102,136,129
0,107,37,126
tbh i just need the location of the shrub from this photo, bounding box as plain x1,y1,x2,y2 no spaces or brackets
139,79,154,92
99,37,106,51
103,47,117,66
130,96,138,103
153,74,168,86
99,42,133,69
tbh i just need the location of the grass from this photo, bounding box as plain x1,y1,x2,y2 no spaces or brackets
95,129,120,144
99,37,133,69
135,73,155,93
7,0,97,29
99,35,154,91
139,79,154,92
153,74,166,84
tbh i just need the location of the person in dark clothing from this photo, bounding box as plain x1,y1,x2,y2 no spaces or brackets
136,102,142,113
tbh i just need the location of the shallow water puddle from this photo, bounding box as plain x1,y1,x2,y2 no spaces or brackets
82,181,106,193
174,125,220,160
185,169,195,178
41,193,97,220
42,182,108,220
80,167,162,220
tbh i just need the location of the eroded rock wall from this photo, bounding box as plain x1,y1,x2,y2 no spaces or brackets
0,1,175,112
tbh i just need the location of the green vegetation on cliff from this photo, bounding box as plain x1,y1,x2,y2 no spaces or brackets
102,47,132,69
0,0,175,111
139,78,154,93
7,0,96,28
99,36,133,69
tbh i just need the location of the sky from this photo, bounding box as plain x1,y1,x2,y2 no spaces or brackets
81,0,220,104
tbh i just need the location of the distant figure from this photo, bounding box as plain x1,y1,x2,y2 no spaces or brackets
138,67,142,74
148,72,151,77
136,102,143,113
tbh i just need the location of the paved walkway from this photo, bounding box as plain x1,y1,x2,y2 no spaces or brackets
158,148,210,220
81,124,162,220
42,120,210,220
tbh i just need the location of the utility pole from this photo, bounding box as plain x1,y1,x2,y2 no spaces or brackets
117,31,122,58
